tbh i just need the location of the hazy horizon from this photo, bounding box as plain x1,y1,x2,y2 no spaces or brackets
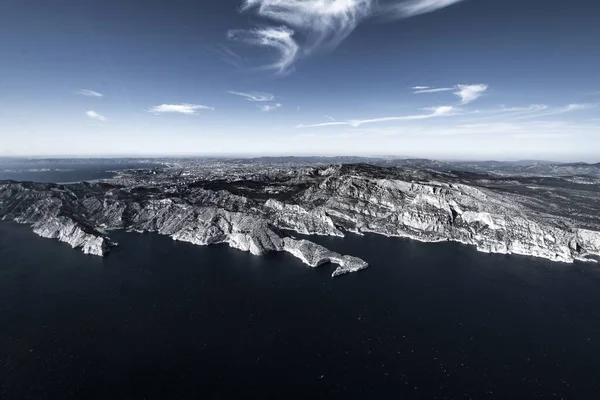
1,152,598,164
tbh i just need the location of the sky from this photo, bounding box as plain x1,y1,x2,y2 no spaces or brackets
1,0,599,161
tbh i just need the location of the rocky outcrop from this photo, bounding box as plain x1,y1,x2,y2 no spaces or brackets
31,216,111,256
0,181,367,277
1,162,599,277
281,171,600,263
0,186,113,256
283,237,368,277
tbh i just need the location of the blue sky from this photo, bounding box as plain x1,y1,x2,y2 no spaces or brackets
1,0,599,160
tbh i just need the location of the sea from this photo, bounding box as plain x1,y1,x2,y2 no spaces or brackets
0,159,163,183
1,165,599,399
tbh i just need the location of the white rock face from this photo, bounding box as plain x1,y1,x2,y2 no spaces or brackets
265,199,343,236
32,216,110,256
574,229,600,255
1,163,599,277
5,191,113,256
283,237,368,277
0,181,365,276
292,172,600,264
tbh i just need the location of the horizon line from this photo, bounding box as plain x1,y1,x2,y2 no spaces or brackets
1,154,598,164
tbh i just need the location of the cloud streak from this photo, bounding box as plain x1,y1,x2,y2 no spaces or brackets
79,89,104,98
210,44,247,68
229,0,465,74
148,104,215,115
414,84,488,104
385,0,465,18
515,103,597,119
414,87,453,94
86,111,106,121
227,90,275,102
461,104,549,122
298,105,455,128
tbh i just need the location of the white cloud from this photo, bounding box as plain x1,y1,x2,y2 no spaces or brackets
454,84,488,104
386,0,465,18
148,104,215,115
79,89,104,98
413,84,488,104
298,105,455,128
86,111,106,121
241,0,372,51
414,87,453,94
230,0,464,74
324,115,336,121
227,26,299,74
259,103,282,112
227,90,275,102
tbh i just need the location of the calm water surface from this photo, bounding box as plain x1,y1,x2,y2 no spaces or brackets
1,223,599,399
0,160,162,183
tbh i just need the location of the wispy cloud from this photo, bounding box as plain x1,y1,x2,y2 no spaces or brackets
385,0,465,18
414,83,488,104
227,26,299,74
79,89,104,98
495,104,549,114
297,100,588,132
414,87,453,94
324,115,336,121
86,111,106,121
453,103,597,125
260,103,282,112
227,90,275,102
228,91,282,111
229,0,465,74
461,104,548,122
561,103,597,112
516,103,597,119
210,44,247,68
148,104,215,115
298,105,455,128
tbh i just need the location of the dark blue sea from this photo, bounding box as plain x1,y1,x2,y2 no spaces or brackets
1,168,600,399
0,159,163,183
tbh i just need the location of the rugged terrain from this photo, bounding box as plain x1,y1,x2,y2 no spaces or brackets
1,160,599,276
